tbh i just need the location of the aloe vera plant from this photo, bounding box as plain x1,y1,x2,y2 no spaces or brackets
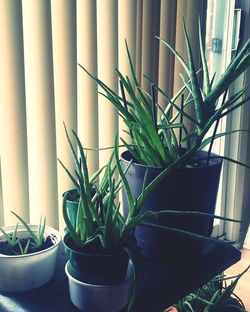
0,224,19,249
59,125,129,251
0,212,46,255
0,223,31,255
11,211,46,249
80,22,250,190
175,264,250,312
60,126,240,251
60,125,242,311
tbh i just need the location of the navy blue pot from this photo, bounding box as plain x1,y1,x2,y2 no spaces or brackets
63,234,129,285
121,150,223,260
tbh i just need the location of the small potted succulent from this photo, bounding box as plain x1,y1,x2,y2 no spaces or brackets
59,125,238,312
0,211,61,292
59,126,138,312
81,21,250,259
169,264,250,312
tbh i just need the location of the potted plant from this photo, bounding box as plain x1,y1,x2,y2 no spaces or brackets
168,264,250,312
0,211,61,292
80,22,250,259
59,126,139,312
60,125,238,312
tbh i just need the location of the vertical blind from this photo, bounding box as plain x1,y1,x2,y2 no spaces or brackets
0,0,249,245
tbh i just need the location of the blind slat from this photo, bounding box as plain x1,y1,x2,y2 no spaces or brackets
0,162,4,227
118,0,137,145
174,0,204,135
51,0,77,231
0,1,29,225
77,0,99,176
22,0,58,227
97,0,118,168
158,0,177,107
141,0,159,92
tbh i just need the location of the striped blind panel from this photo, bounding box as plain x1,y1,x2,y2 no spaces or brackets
0,0,206,231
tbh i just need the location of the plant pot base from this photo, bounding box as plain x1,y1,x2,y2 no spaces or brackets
65,260,134,312
63,234,130,285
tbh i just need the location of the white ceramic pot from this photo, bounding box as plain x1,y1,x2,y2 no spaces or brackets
0,225,61,292
65,260,134,312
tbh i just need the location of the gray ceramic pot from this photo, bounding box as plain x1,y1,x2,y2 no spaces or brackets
65,260,134,312
0,225,61,292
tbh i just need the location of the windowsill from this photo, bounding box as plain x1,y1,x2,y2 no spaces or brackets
0,242,241,312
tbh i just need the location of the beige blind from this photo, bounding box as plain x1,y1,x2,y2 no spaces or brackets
174,0,205,134
97,0,119,169
0,0,206,230
51,0,78,230
77,0,99,176
158,0,177,107
0,1,29,226
22,0,58,227
0,164,3,227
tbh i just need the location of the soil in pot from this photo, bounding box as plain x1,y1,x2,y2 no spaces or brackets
0,235,56,255
63,233,130,285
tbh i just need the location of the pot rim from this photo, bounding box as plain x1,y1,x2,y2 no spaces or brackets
63,233,127,259
62,189,79,203
0,224,61,259
121,149,223,170
65,260,134,288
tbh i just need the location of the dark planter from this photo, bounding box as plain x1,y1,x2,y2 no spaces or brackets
63,189,79,229
63,233,129,285
121,150,223,259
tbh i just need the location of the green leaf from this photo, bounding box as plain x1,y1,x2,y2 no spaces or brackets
23,239,31,255
198,18,210,96
199,129,250,150
62,193,83,247
124,40,151,112
155,84,200,126
140,221,234,244
57,158,79,190
157,36,189,74
183,21,205,125
63,124,83,183
208,155,250,169
220,95,250,118
206,37,250,106
0,225,19,248
114,134,135,215
11,211,42,247
72,130,91,195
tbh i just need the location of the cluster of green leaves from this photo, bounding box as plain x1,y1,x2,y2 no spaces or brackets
60,125,241,252
60,125,129,251
60,127,242,312
0,223,19,249
60,126,176,252
81,21,250,173
176,265,250,312
0,212,46,255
